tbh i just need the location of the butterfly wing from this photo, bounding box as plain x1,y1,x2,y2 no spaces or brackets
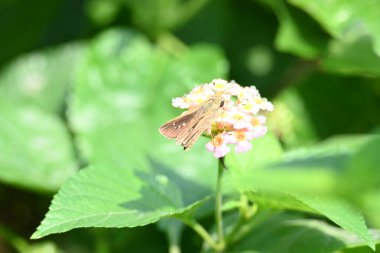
159,94,224,150
159,110,199,139
176,113,213,150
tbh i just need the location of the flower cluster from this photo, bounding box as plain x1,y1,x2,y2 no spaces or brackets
171,79,273,158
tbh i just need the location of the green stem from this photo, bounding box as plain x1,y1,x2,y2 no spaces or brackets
181,219,220,250
226,215,245,244
169,244,181,253
92,229,110,253
166,221,182,253
215,157,225,251
228,209,275,247
179,157,227,252
225,195,257,244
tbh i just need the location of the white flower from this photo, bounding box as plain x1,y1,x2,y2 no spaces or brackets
172,79,274,157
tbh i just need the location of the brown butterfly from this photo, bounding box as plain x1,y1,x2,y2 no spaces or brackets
159,93,225,150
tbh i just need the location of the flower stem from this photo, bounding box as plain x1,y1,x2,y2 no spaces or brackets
169,243,181,253
215,157,225,251
225,195,257,244
181,219,219,250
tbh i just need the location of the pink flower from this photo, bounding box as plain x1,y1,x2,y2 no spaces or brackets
237,100,261,114
235,141,252,153
227,131,254,153
170,79,273,157
251,125,267,138
172,97,189,109
211,79,230,92
206,133,231,158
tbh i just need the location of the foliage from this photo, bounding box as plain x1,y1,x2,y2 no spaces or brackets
0,0,380,252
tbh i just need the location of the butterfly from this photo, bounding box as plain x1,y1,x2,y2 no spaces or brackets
159,93,225,150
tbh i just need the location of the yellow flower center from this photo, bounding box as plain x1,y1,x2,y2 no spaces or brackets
254,97,263,104
233,114,244,120
242,103,253,111
196,97,205,104
194,87,204,94
235,132,246,141
213,135,225,147
213,79,228,90
251,117,260,126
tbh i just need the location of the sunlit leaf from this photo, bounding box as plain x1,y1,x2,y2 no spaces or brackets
33,28,228,238
323,34,380,76
0,44,82,114
288,0,380,76
345,134,380,193
361,191,380,229
225,132,283,173
227,135,375,249
263,0,328,59
31,163,208,239
0,101,77,192
288,0,380,56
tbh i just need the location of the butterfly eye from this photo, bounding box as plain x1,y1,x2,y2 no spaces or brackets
220,101,224,107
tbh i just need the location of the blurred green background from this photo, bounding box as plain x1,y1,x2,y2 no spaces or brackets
0,0,380,252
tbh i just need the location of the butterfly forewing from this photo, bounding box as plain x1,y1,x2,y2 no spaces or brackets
178,115,211,150
159,110,199,138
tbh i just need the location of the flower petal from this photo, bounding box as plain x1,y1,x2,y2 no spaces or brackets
213,145,231,158
206,142,215,152
172,97,189,108
166,79,273,158
235,141,252,153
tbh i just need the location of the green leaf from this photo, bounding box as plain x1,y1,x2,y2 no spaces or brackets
0,43,80,192
344,135,380,228
85,0,121,27
288,0,380,76
0,101,77,192
323,34,380,76
263,0,328,59
69,29,226,190
344,134,380,193
288,0,380,56
227,135,375,249
227,135,371,197
344,247,380,253
225,132,283,173
299,197,375,250
124,0,210,37
248,194,376,247
361,191,380,229
262,0,380,75
69,28,227,185
31,163,210,239
0,44,82,114
272,134,372,172
34,28,228,238
230,213,378,253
